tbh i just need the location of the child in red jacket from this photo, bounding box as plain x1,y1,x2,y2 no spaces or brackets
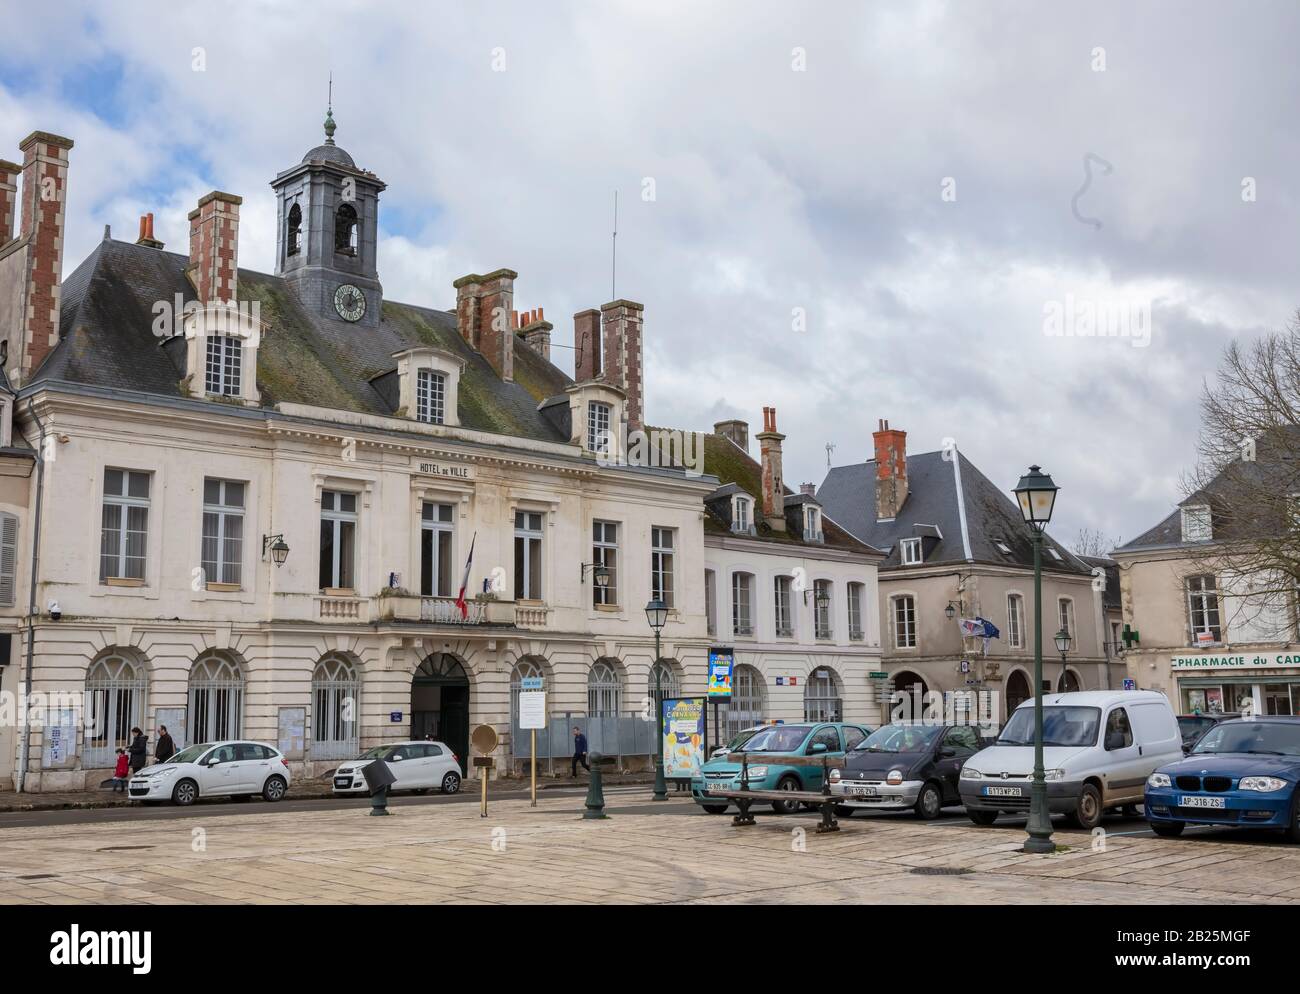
112,748,130,793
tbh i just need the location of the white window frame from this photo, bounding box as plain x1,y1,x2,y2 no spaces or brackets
814,579,833,639
847,582,864,640
588,659,622,717
514,510,544,600
774,575,793,637
100,469,151,583
320,490,358,590
1187,574,1222,644
587,401,612,453
651,526,675,608
312,654,360,760
1007,593,1024,649
1181,504,1212,542
892,594,917,649
1057,597,1075,638
593,520,618,607
420,502,455,597
732,495,752,534
201,478,245,587
900,537,923,565
416,368,447,425
704,569,717,637
187,653,244,744
84,654,146,768
805,506,822,542
732,572,754,636
205,334,242,397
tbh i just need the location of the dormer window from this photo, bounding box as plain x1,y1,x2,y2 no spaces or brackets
995,540,1012,555
286,203,302,256
1182,505,1212,542
205,334,242,397
416,368,446,425
393,347,464,429
805,506,823,543
900,537,923,565
335,203,358,255
587,401,611,453
732,495,753,535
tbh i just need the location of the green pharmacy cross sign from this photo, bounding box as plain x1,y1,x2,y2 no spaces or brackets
1122,624,1140,649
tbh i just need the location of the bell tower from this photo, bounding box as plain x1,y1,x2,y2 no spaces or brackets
270,105,386,328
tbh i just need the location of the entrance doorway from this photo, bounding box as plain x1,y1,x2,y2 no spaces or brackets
1006,669,1031,715
412,653,470,770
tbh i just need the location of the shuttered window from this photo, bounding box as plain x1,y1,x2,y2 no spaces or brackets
0,513,17,606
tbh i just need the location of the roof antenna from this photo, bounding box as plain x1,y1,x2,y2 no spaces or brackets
825,441,836,468
611,189,618,301
323,72,336,145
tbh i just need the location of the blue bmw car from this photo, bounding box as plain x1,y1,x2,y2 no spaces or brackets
1145,716,1300,841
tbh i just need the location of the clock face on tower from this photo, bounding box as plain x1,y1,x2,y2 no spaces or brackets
334,284,366,322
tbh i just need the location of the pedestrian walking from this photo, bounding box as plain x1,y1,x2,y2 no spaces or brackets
128,726,148,774
112,748,130,793
155,725,175,764
571,725,590,777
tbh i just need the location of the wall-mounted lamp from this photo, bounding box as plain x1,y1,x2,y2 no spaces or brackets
580,562,611,588
262,534,290,567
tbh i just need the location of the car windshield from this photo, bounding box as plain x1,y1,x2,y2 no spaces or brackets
724,729,760,751
1191,721,1300,757
997,707,1100,748
853,724,942,753
359,745,402,760
739,725,812,753
167,744,211,765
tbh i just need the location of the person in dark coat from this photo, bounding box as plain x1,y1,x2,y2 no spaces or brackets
571,726,590,777
128,727,148,774
155,725,175,764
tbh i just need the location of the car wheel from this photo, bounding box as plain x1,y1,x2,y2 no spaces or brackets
441,772,461,795
770,776,801,814
702,804,729,815
262,775,287,802
967,809,998,826
834,805,856,818
172,779,198,806
914,781,943,820
1064,784,1103,830
1150,820,1185,838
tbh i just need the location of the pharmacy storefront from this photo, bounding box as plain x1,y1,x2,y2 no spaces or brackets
1171,650,1300,716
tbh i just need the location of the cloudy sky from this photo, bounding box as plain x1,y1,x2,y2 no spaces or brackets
1,0,1292,548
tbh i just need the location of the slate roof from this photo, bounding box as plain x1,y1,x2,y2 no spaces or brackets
34,237,575,443
817,449,1086,573
696,432,881,555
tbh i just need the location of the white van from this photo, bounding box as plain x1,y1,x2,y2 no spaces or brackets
958,690,1182,830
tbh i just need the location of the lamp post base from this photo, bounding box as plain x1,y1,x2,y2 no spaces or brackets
1023,780,1055,853
652,760,668,801
1021,836,1055,854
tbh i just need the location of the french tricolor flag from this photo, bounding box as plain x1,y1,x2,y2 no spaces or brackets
455,533,476,619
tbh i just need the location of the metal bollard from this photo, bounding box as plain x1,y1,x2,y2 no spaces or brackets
583,752,609,820
370,783,390,816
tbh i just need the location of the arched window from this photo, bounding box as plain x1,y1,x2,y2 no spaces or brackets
587,659,622,717
335,203,358,255
286,202,302,256
313,654,359,759
509,657,545,725
719,664,765,742
1056,668,1082,693
649,659,680,712
804,667,842,722
85,654,146,768
188,653,244,744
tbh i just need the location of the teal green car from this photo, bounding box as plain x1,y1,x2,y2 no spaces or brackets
692,722,872,814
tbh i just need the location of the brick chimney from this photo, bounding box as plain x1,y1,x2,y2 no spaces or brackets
573,308,601,382
15,131,74,381
454,269,517,381
873,418,909,521
600,299,644,431
0,158,18,245
800,482,816,496
135,212,164,250
187,191,241,303
515,307,552,362
756,406,786,531
714,419,748,452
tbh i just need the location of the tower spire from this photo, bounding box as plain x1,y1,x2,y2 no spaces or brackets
324,72,336,145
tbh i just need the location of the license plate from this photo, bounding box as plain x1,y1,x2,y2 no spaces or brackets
1180,795,1225,809
707,781,733,793
333,778,351,788
848,786,878,797
984,785,1023,797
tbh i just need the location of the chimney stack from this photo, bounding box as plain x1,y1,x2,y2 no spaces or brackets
0,158,19,246
873,418,909,521
756,406,786,531
14,131,74,381
454,269,517,381
517,308,552,362
600,299,644,431
714,419,748,452
800,482,816,496
573,309,601,382
187,191,241,303
135,212,164,249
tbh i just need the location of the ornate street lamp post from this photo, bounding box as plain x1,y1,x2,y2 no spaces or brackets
645,598,669,801
1012,465,1060,855
1054,627,1072,692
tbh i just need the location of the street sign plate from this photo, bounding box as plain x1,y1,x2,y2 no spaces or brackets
518,691,546,730
868,671,889,680
521,677,543,691
389,711,403,723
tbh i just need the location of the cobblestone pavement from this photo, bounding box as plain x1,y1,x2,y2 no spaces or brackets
3,787,1299,905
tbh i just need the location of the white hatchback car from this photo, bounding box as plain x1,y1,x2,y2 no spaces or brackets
332,741,462,796
128,740,291,806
